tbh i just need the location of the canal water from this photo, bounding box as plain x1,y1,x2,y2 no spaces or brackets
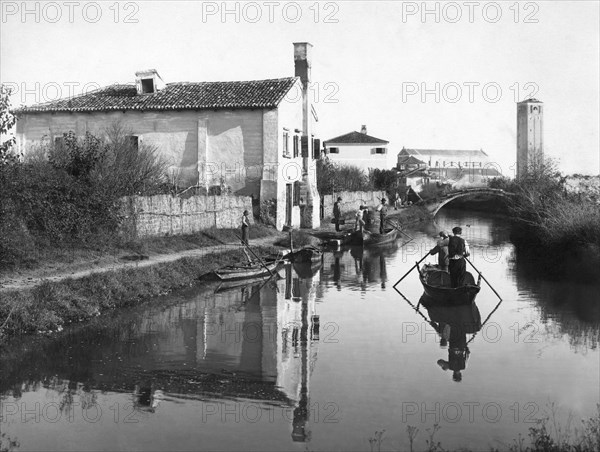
1,209,599,451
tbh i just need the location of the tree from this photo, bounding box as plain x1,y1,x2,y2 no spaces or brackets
0,84,18,165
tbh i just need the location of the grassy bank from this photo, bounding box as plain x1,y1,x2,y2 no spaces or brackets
0,225,278,276
0,244,279,340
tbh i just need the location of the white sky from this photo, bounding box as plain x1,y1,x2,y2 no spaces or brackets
1,0,598,175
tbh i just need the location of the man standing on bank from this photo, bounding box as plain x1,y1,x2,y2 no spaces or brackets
448,226,470,288
376,198,388,234
333,197,342,232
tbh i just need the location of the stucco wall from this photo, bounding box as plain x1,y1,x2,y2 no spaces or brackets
120,194,253,238
16,110,201,186
16,109,268,195
324,143,390,171
322,190,387,221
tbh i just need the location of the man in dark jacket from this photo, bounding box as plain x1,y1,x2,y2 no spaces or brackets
429,231,450,272
376,198,388,234
333,197,342,231
447,226,470,288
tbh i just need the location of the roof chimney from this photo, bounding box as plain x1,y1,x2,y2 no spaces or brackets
361,125,367,134
293,42,312,86
135,69,165,95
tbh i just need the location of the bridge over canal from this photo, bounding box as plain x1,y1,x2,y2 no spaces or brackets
424,187,516,216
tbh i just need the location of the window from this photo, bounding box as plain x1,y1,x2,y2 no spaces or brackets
141,78,155,94
329,147,339,154
283,131,290,157
293,181,301,206
54,136,65,151
293,135,299,158
374,147,387,154
126,135,139,151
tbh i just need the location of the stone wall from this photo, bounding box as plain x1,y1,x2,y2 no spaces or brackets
120,195,253,238
322,190,387,221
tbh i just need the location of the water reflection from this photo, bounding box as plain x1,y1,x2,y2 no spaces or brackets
0,262,322,444
322,244,396,292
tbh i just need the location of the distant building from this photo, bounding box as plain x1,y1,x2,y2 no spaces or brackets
397,148,501,190
323,125,390,171
516,98,544,179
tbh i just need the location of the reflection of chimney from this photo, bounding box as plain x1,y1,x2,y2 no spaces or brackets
361,125,367,134
293,42,312,86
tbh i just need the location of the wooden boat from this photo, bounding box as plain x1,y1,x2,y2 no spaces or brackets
214,257,282,281
418,263,481,305
347,227,398,247
287,246,323,264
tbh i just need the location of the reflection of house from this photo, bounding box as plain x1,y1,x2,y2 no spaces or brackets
0,262,321,444
397,148,501,189
13,43,321,230
323,125,390,171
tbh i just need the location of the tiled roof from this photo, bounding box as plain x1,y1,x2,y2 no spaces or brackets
324,131,389,145
397,155,425,165
13,78,299,114
517,98,542,104
400,148,488,158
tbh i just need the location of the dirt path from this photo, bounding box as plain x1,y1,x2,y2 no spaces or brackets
0,236,281,293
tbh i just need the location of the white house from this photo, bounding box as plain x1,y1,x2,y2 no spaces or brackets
323,125,390,171
13,43,321,231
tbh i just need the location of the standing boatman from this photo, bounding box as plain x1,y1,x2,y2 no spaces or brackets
376,198,388,234
448,226,470,288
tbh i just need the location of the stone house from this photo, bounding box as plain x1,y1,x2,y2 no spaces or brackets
13,43,320,231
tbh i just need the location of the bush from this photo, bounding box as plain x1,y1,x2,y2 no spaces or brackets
0,123,170,269
316,156,373,194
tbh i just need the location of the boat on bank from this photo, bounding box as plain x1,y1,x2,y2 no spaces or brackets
418,263,481,305
214,257,282,281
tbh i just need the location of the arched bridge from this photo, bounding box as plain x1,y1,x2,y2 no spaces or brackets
424,188,515,216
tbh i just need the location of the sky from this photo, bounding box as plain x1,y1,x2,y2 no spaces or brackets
1,0,599,175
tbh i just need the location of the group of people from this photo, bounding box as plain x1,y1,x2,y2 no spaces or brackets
333,197,389,234
429,226,470,288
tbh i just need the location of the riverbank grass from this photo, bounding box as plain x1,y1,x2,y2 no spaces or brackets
0,245,278,339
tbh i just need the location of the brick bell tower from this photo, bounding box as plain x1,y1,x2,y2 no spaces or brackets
516,98,544,179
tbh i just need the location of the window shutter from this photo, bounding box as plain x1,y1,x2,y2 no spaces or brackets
313,139,321,159
301,136,309,158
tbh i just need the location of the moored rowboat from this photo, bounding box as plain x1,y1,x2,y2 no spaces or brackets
347,227,398,247
214,258,282,281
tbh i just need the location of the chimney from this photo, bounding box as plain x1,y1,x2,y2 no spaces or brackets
135,69,165,95
293,42,312,86
361,125,367,134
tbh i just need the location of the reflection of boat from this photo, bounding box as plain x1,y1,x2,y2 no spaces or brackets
293,261,322,279
419,264,481,305
214,257,281,281
215,278,266,293
420,295,482,334
288,247,323,264
347,227,398,246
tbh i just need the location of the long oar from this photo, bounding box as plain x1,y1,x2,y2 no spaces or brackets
386,218,413,240
234,234,274,277
465,257,502,301
467,297,504,345
393,253,429,289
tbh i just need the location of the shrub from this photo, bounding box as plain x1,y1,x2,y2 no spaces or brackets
316,156,373,194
